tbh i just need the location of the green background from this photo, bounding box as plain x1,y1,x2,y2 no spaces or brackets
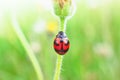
0,0,120,80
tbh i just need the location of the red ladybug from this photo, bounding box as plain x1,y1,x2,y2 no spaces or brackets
53,31,70,55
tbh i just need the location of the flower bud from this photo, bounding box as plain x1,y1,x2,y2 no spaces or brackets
53,0,73,18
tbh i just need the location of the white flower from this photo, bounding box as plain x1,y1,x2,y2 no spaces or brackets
32,19,46,34
30,41,41,53
93,43,113,58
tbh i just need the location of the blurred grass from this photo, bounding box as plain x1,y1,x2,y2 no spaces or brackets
0,0,120,80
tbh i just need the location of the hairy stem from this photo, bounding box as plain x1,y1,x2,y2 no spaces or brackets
54,16,66,80
54,55,63,80
60,17,66,31
12,17,43,80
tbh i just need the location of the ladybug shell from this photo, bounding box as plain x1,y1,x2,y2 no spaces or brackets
53,31,70,55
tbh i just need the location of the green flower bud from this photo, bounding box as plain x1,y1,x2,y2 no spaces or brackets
53,0,73,18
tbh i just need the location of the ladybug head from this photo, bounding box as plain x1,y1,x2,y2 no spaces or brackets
56,31,67,38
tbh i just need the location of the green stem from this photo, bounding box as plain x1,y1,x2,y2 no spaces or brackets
12,18,43,80
60,17,66,31
54,17,66,80
54,55,63,80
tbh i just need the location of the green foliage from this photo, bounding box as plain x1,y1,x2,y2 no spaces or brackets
0,0,120,80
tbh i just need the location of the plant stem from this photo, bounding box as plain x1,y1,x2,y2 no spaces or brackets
54,16,66,80
12,17,43,80
60,17,66,31
54,55,63,80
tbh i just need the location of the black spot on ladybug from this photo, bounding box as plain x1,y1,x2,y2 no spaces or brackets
60,40,63,43
54,49,69,54
65,41,69,46
54,40,60,46
53,31,70,55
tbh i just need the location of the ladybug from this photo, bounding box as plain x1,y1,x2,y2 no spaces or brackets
53,31,70,55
